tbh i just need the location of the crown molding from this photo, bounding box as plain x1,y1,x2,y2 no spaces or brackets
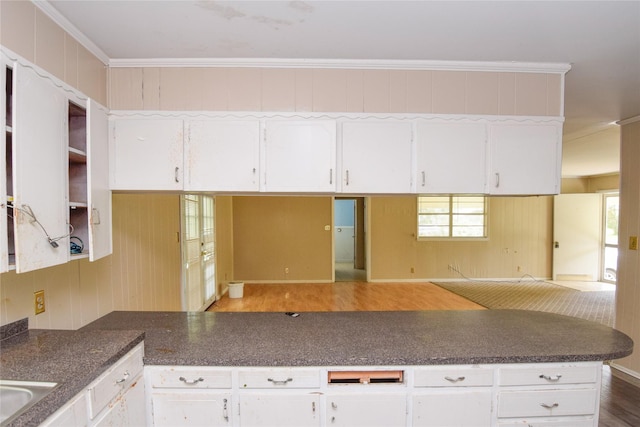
33,0,110,65
109,57,571,73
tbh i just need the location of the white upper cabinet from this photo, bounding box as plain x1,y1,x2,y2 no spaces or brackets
263,120,336,192
341,121,413,194
13,63,68,273
110,118,184,191
87,100,112,261
415,122,487,194
489,122,562,195
185,120,260,192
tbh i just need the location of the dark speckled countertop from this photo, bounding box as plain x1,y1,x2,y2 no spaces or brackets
0,309,633,427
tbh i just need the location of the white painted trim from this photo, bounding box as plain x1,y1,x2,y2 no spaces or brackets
367,277,552,283
32,0,110,65
108,110,565,124
609,362,640,382
618,115,640,125
108,57,571,73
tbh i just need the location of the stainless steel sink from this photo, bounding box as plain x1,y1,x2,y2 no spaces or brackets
0,380,57,426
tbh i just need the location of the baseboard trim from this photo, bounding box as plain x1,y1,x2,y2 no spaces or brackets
609,362,640,387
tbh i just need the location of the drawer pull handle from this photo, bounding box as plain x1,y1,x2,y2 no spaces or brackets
539,374,562,382
540,402,560,409
444,376,466,383
115,371,130,384
179,376,204,385
267,377,293,385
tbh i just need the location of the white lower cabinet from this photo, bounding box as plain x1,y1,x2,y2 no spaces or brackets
40,343,144,427
239,393,320,427
151,391,232,426
139,362,602,427
326,393,407,427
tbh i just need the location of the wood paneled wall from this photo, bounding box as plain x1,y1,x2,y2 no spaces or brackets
0,0,107,105
109,66,562,116
0,194,182,328
615,118,640,377
369,196,553,280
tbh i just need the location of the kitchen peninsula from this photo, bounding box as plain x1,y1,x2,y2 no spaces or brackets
0,310,633,426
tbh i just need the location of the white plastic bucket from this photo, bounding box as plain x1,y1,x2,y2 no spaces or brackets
228,282,244,298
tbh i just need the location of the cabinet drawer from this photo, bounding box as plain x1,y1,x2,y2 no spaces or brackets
414,366,493,387
499,364,599,386
238,368,320,389
88,343,144,419
498,419,595,427
147,366,232,389
498,388,598,418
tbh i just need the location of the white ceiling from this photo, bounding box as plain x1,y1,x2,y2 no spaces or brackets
43,0,640,178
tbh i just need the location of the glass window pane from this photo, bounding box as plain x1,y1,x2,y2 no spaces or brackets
419,225,449,237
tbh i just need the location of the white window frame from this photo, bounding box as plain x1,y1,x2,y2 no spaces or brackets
417,196,489,240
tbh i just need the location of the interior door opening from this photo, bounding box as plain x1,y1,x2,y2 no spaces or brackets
334,197,366,282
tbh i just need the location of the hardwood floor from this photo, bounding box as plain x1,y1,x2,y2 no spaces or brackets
208,281,640,426
208,281,485,312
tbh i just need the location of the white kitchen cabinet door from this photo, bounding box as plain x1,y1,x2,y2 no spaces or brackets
415,122,487,194
91,373,146,427
489,123,562,195
412,390,493,427
40,392,88,427
87,100,111,261
13,63,68,273
239,394,320,427
110,119,184,190
185,120,260,191
341,121,413,194
1,56,11,273
264,120,336,192
151,391,232,426
326,393,407,427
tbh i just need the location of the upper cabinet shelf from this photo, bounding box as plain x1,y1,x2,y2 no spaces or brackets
110,112,563,196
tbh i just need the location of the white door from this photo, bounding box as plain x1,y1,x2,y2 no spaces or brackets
326,393,407,427
182,195,216,311
553,194,602,281
87,99,112,261
264,120,336,192
185,120,260,191
341,121,413,193
412,391,493,426
416,122,487,194
152,392,232,426
111,118,184,190
13,63,68,273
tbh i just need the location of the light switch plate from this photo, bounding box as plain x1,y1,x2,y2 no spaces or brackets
630,236,638,251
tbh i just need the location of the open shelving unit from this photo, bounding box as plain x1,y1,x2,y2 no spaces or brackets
68,101,89,258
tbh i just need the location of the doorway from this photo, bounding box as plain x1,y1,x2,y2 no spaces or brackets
181,194,216,311
334,197,366,281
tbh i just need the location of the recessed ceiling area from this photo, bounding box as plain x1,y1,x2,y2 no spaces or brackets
44,1,640,178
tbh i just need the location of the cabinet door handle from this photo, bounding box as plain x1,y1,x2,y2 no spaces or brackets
540,402,559,409
115,371,130,384
345,170,350,186
179,376,204,385
175,167,180,183
223,398,229,421
312,401,316,413
539,374,562,382
421,171,426,187
330,168,333,185
267,377,293,385
495,172,500,188
444,376,466,383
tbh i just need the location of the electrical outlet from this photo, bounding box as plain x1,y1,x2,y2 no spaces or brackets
410,267,415,274
34,290,45,315
285,267,289,274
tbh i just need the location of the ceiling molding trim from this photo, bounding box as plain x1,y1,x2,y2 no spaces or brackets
618,115,640,126
33,0,110,65
108,57,571,74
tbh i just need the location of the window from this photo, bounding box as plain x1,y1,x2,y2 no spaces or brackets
417,196,487,239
